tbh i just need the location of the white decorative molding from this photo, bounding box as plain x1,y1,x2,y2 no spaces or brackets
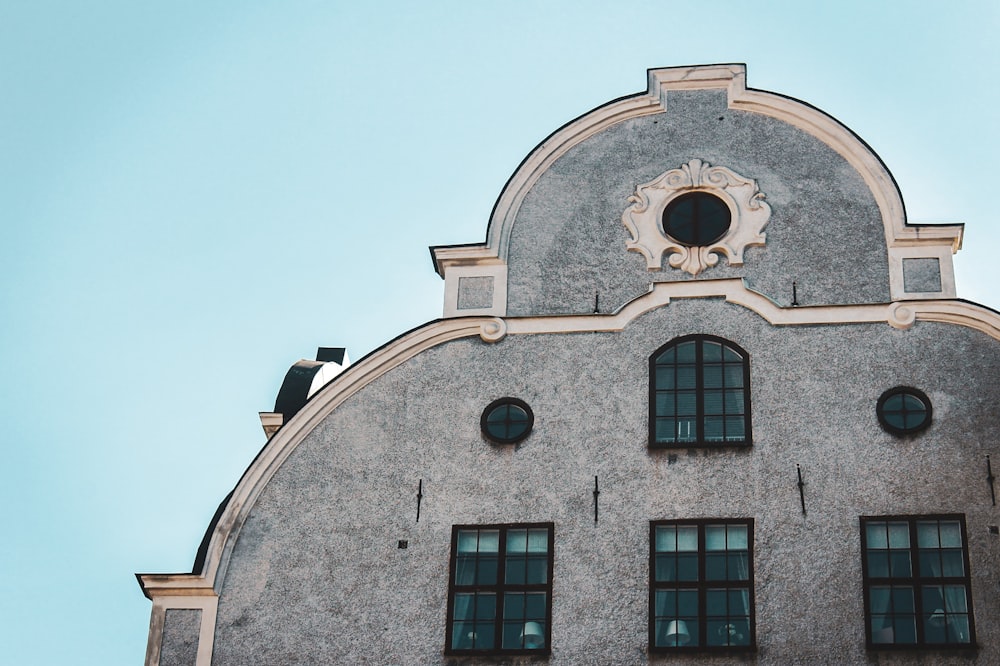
887,244,957,300
137,579,217,666
441,262,508,317
140,280,1000,649
465,64,962,280
622,159,770,274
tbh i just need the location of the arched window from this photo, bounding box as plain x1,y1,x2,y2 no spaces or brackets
650,335,751,447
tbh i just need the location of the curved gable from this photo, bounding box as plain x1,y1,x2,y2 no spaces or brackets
432,65,962,317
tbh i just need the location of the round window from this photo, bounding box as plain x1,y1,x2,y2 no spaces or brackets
876,387,932,435
661,192,732,246
481,398,534,444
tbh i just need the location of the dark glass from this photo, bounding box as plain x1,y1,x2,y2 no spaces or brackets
481,399,534,444
662,192,732,246
877,387,931,435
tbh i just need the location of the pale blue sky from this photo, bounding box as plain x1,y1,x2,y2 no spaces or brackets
2,2,998,663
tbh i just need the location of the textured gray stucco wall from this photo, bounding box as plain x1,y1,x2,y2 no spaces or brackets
211,300,1000,665
160,609,200,666
457,276,494,310
505,90,890,316
903,257,942,293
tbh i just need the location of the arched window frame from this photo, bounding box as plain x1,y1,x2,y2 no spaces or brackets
649,335,752,448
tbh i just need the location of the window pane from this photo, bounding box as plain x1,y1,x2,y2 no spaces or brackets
677,526,698,551
887,523,910,548
503,592,524,619
506,529,527,553
477,556,498,584
655,366,676,389
527,529,548,553
655,589,676,616
455,555,477,584
702,341,722,361
473,622,495,649
892,586,914,613
678,590,698,617
866,522,887,549
703,365,723,389
705,553,726,580
676,553,699,581
727,525,748,550
656,393,675,416
723,365,744,388
453,593,476,621
676,392,697,416
704,391,724,415
655,526,676,552
943,585,968,612
478,530,500,553
940,522,962,548
706,589,726,616
705,525,727,550
505,557,525,584
727,553,749,580
676,418,697,442
723,346,741,362
725,389,745,413
655,418,676,442
867,552,889,578
917,522,939,548
677,366,697,389
724,416,745,441
889,551,912,578
457,531,480,553
525,557,548,584
893,616,917,644
704,416,724,441
525,592,546,619
869,587,890,613
941,550,965,577
676,341,696,362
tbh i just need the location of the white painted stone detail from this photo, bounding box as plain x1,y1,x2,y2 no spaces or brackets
622,159,771,275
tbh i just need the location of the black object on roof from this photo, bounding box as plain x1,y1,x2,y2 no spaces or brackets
316,347,346,364
273,360,325,420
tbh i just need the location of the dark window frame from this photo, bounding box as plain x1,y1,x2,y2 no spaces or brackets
481,397,535,444
649,518,757,654
648,335,752,448
445,522,554,656
860,514,976,650
876,387,932,436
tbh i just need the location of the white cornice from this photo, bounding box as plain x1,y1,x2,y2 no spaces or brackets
140,280,1000,603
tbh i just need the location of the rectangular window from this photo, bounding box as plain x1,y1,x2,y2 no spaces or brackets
446,523,553,655
649,519,755,652
861,515,975,648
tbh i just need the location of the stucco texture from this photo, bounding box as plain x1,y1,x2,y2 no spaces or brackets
211,299,1000,665
160,609,200,666
504,90,890,316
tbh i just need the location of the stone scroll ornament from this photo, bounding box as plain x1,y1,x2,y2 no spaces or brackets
622,159,771,275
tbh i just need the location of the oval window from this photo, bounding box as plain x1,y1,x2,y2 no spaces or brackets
481,398,534,444
662,192,732,246
876,387,932,435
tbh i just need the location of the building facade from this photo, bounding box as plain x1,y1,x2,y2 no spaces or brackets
138,64,1000,665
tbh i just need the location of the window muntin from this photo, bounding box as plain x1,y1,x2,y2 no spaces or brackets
876,387,932,436
650,519,755,652
650,336,750,447
662,192,732,246
861,515,975,648
447,523,553,655
481,398,534,444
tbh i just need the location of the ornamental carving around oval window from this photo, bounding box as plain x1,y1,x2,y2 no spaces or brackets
622,159,771,275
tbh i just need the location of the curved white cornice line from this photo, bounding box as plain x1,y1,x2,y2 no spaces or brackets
142,281,1000,598
433,64,962,275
